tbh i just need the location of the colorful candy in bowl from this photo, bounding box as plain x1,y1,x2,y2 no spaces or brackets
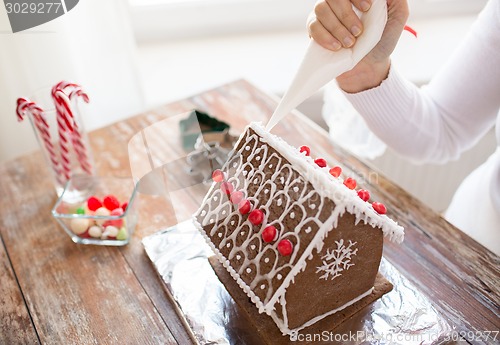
52,176,139,246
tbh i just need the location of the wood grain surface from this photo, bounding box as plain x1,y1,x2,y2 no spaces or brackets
0,80,498,344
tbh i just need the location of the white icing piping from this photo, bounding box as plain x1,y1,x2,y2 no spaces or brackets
316,239,358,281
250,122,404,244
194,216,375,336
271,287,375,336
264,212,339,312
193,217,270,312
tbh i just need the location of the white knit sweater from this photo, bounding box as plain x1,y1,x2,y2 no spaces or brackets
343,0,500,255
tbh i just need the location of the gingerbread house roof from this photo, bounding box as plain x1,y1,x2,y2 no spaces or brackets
194,122,404,315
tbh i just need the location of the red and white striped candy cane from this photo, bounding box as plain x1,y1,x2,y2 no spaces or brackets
51,82,93,177
16,98,64,186
68,87,92,174
51,87,73,181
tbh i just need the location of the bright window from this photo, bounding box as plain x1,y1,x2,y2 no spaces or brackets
129,0,487,43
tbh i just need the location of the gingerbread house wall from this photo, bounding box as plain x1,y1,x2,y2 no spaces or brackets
272,212,384,331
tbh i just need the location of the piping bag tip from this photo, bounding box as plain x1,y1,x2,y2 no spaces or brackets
265,0,388,132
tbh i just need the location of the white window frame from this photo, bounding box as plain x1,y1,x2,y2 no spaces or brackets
129,0,487,44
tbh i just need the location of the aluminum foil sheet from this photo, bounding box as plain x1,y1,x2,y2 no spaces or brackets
143,221,453,345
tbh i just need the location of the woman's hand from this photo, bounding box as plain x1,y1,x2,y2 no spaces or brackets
307,0,409,93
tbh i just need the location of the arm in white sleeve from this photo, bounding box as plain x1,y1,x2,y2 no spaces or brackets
343,0,500,164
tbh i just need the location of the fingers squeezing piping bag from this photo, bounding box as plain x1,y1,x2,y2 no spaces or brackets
266,0,388,131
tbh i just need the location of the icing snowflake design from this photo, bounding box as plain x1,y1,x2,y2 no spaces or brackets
316,239,358,281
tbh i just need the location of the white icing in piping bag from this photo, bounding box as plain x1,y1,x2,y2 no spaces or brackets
266,0,388,131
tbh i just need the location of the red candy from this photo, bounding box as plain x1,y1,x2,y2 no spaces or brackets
372,202,387,215
79,229,91,239
344,177,357,190
87,196,102,212
299,145,311,156
121,202,128,211
104,207,124,227
262,225,277,243
103,195,120,211
248,209,264,226
357,189,370,202
314,158,327,168
230,190,244,204
277,239,293,256
212,169,225,182
220,182,234,195
329,166,342,178
238,199,251,215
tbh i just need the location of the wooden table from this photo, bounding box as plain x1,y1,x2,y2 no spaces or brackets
1,80,498,344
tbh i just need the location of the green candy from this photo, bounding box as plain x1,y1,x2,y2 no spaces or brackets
76,207,85,215
116,227,128,240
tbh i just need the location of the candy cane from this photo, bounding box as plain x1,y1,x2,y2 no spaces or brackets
51,87,73,181
16,98,64,186
68,88,92,174
52,80,79,132
51,82,93,176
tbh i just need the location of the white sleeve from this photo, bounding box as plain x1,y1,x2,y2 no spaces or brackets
342,0,500,164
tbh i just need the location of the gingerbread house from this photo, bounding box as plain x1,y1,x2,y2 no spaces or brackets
193,122,404,335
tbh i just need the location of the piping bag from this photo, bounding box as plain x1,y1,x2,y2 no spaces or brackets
266,0,388,131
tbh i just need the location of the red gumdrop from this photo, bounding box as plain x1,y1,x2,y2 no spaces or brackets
248,209,264,226
104,208,124,227
329,166,342,178
79,229,91,239
357,189,370,202
230,190,244,204
262,225,277,243
220,181,234,195
344,177,357,190
314,158,327,168
212,169,225,182
103,195,120,211
299,145,311,156
277,239,293,256
87,196,102,212
121,202,128,211
238,199,251,215
372,202,387,215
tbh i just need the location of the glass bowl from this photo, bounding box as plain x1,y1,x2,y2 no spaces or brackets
52,175,139,246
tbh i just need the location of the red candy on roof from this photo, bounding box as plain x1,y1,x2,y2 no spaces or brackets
299,145,311,156
238,199,251,215
372,202,387,215
249,209,264,226
277,239,293,256
344,178,357,190
329,166,342,178
357,189,370,202
314,158,327,168
262,225,277,243
230,190,244,204
212,169,225,182
221,181,234,195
